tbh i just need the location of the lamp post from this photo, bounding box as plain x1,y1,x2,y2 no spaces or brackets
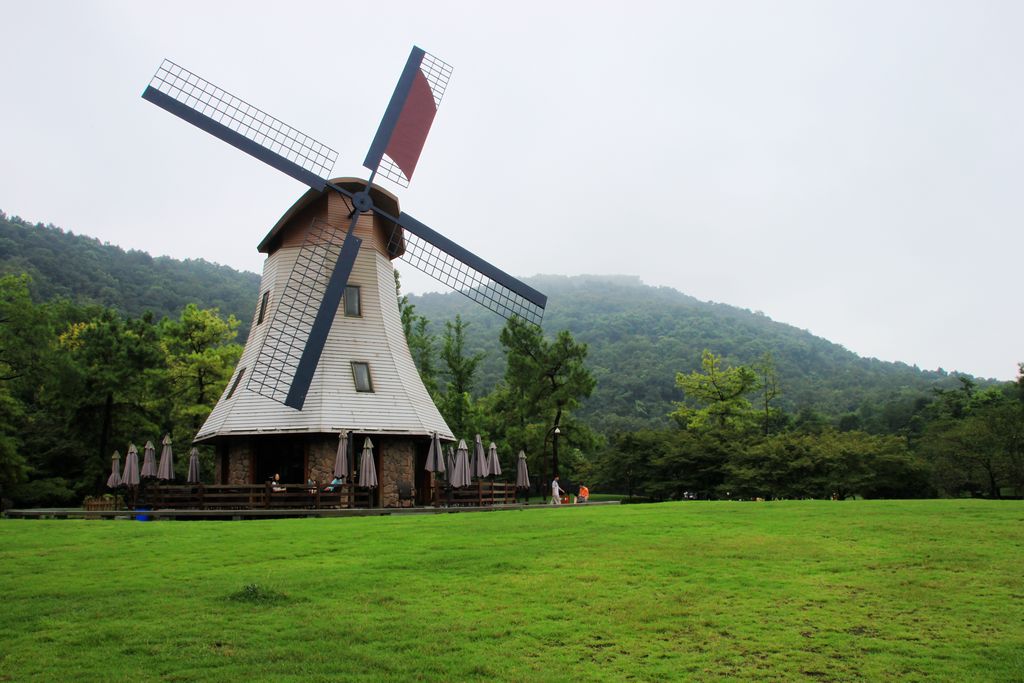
552,426,561,479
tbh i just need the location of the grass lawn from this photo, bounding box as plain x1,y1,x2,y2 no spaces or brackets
1,500,1022,681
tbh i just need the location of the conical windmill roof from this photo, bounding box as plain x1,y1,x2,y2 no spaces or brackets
258,178,403,257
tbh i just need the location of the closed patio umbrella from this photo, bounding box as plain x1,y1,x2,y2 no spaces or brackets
450,439,472,488
186,447,200,484
444,447,455,482
515,451,530,489
425,432,445,475
358,437,378,488
333,432,349,480
471,434,488,479
107,450,122,488
140,440,157,478
156,434,174,481
487,442,502,477
121,444,140,487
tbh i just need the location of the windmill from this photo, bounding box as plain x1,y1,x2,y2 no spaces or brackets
141,47,546,506
142,47,546,410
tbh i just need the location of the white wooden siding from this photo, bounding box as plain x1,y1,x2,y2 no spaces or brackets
196,225,453,441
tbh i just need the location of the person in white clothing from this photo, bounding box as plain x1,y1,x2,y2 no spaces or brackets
551,476,564,505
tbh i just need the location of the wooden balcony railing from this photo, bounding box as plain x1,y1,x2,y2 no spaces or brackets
137,482,371,510
431,480,519,507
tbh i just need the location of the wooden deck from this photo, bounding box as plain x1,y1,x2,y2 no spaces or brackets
3,480,619,520
3,501,619,520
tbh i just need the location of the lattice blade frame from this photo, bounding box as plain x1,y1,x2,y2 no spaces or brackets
390,213,546,326
248,218,354,405
363,47,453,188
143,59,337,190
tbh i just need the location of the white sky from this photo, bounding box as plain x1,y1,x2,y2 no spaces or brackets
1,1,1021,380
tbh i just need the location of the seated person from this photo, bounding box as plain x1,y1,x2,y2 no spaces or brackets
323,476,344,492
577,484,589,503
270,473,285,492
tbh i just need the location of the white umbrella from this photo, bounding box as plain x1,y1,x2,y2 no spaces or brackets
358,437,378,488
140,440,157,478
487,442,502,477
186,447,200,484
106,451,122,488
156,434,174,481
450,439,472,488
471,434,488,479
515,451,530,489
333,432,349,480
425,432,445,474
121,444,140,487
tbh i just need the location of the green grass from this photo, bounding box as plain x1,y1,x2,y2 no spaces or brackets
1,500,1022,681
586,493,626,502
518,492,624,503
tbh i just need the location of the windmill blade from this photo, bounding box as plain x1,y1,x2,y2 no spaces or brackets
389,212,546,326
363,47,452,187
248,218,361,409
142,59,337,191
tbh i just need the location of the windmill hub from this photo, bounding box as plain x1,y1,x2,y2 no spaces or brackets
352,190,373,214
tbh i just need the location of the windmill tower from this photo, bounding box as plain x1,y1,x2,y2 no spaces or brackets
142,48,547,506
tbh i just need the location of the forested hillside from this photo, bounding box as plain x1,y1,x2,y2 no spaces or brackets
0,212,261,340
1,212,1019,505
408,274,972,430
0,211,979,430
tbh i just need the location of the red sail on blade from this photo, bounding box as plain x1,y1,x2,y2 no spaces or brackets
384,70,437,181
363,47,452,187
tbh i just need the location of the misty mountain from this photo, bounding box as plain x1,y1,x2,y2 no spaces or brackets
406,274,971,431
0,211,260,340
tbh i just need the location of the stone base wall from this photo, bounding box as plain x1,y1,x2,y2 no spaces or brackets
216,434,423,504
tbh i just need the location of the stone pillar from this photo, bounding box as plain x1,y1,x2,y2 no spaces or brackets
227,438,253,484
379,438,415,507
307,435,336,486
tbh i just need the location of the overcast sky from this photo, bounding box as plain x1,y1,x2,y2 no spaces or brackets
1,1,1021,380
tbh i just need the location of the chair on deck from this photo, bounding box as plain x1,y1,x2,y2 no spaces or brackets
397,480,415,508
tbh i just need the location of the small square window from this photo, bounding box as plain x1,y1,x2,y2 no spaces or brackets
344,286,361,317
257,291,270,325
226,367,246,399
351,362,373,392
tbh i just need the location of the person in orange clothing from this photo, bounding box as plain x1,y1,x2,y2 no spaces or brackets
577,484,589,503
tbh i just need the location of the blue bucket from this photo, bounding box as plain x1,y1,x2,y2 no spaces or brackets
135,507,151,522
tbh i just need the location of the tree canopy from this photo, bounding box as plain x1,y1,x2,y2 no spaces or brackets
0,274,241,507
